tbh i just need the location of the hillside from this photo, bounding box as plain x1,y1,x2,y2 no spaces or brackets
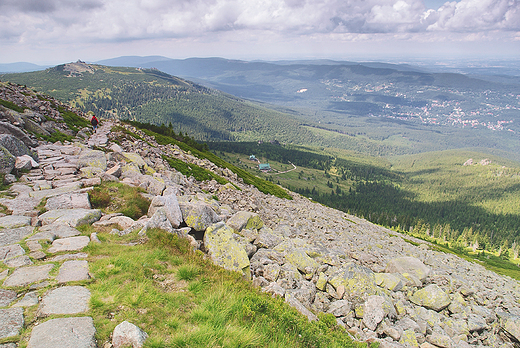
2,82,520,348
209,141,520,253
4,61,318,144
98,56,520,160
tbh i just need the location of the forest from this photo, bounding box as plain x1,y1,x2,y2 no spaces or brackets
211,141,520,255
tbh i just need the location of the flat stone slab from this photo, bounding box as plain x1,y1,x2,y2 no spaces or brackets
39,286,90,315
38,209,102,227
0,196,41,216
0,215,31,229
0,226,33,246
39,223,82,238
48,253,88,262
0,244,25,261
0,308,23,339
3,264,54,288
48,236,90,253
13,291,38,307
28,182,82,200
56,260,90,283
27,317,96,348
0,289,17,307
4,255,33,268
45,192,91,211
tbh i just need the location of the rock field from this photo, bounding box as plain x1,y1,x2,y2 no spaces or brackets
1,81,520,347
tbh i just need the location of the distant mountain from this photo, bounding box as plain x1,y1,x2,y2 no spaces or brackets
0,62,50,73
5,58,520,161
4,61,317,145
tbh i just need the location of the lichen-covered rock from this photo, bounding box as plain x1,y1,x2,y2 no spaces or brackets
123,152,147,169
0,133,36,159
385,256,430,282
284,248,320,276
375,273,403,292
327,263,378,303
227,211,264,232
254,227,283,249
399,329,419,347
498,312,520,342
78,149,107,170
410,284,451,312
180,201,221,232
0,145,15,174
203,222,250,277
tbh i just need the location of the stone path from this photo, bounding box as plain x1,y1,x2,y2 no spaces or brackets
0,125,113,347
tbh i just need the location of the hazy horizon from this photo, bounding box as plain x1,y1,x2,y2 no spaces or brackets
1,0,519,66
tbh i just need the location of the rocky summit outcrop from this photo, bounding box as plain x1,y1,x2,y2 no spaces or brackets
1,82,520,348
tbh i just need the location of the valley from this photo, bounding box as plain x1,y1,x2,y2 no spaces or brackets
3,58,520,258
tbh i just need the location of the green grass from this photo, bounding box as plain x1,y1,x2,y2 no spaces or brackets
89,182,151,220
0,98,26,112
86,228,372,348
162,155,229,185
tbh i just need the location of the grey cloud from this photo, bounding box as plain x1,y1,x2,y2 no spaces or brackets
1,0,519,46
0,0,103,13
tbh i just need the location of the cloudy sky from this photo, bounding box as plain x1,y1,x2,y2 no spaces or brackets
1,0,519,64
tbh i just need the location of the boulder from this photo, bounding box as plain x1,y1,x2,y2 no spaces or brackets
285,293,318,322
180,201,221,232
0,146,15,174
0,121,37,148
227,211,264,232
327,299,351,317
284,248,320,276
77,149,107,171
15,154,38,170
410,284,451,312
203,222,250,277
147,195,182,228
498,312,520,342
254,227,283,249
140,208,174,234
327,263,378,303
375,273,403,292
385,256,431,282
363,295,386,331
112,321,148,348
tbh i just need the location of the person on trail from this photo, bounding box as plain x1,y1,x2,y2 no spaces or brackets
91,115,99,131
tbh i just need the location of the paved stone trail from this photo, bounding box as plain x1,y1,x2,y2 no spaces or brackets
0,124,113,347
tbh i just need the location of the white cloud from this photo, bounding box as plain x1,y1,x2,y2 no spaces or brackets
0,0,519,63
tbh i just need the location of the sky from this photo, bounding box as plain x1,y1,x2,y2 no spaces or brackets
0,0,519,65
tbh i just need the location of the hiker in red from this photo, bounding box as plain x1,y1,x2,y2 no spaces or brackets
91,115,99,131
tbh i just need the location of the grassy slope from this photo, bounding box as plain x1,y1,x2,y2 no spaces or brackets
83,228,371,348
4,65,318,144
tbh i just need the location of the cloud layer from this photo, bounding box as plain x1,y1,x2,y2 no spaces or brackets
0,0,518,62
1,0,519,41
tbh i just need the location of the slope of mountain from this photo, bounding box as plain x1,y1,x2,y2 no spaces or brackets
95,56,520,161
3,61,318,144
4,58,520,161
